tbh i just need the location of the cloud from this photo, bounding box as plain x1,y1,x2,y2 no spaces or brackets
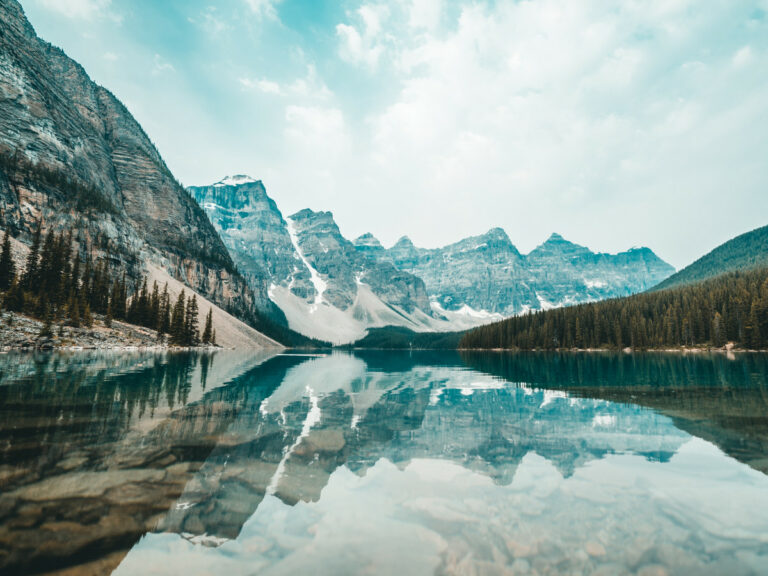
240,77,281,94
244,0,283,21
152,54,175,76
336,4,391,69
732,45,753,68
239,65,332,99
36,0,120,22
103,51,118,62
285,105,347,144
189,7,230,36
406,0,443,31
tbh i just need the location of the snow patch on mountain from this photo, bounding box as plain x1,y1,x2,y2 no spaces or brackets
285,217,327,312
214,174,257,187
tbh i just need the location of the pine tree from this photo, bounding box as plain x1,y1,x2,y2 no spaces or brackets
712,311,725,347
0,230,15,290
201,308,213,344
82,300,93,328
22,220,42,290
158,282,170,335
170,289,186,345
150,281,160,328
4,280,24,312
39,299,53,338
67,294,81,328
70,250,81,295
185,294,199,346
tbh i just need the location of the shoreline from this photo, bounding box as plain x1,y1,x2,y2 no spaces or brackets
0,311,225,352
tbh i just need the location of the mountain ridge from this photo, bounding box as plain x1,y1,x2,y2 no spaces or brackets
651,224,768,292
191,176,674,343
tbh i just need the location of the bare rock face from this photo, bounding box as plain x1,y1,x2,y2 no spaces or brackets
0,0,258,322
374,230,675,316
190,179,434,333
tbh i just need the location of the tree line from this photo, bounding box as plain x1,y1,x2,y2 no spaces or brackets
460,267,768,350
0,225,216,346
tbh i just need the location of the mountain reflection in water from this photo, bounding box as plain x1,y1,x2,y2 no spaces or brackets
1,350,767,575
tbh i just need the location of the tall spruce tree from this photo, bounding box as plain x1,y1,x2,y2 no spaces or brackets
170,289,186,345
185,294,200,346
0,230,15,290
201,308,213,344
22,220,42,290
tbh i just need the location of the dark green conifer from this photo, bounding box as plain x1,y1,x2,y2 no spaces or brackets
185,294,199,346
0,229,15,290
201,308,213,344
22,220,42,290
170,289,186,345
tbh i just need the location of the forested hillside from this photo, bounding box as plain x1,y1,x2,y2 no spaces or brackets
460,268,768,350
652,225,768,291
347,326,464,349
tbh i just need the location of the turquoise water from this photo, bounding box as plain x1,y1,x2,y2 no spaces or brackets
1,351,767,575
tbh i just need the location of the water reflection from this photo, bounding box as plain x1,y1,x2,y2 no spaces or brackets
1,351,767,575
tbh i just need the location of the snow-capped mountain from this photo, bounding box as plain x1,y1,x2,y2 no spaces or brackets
366,229,675,316
190,178,674,343
190,180,484,343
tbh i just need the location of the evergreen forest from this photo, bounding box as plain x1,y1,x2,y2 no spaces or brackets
460,268,768,350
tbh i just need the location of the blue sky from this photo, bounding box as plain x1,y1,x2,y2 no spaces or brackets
19,0,768,268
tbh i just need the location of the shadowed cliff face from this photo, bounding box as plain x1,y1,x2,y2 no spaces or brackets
0,0,258,320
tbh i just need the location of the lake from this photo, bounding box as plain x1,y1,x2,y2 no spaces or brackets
1,350,768,575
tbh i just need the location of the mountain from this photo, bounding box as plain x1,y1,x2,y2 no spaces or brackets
0,0,279,346
651,224,768,291
190,179,464,344
367,230,675,316
192,177,674,344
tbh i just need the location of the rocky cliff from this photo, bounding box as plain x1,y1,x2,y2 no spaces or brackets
369,229,675,316
190,178,438,343
0,0,263,329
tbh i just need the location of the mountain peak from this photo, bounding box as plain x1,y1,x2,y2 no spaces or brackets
484,227,506,237
545,232,566,243
289,208,334,222
214,175,258,187
354,233,383,248
394,236,415,248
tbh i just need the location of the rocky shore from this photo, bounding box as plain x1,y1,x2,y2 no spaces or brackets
0,311,218,351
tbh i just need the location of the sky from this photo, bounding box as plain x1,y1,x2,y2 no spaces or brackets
18,0,768,268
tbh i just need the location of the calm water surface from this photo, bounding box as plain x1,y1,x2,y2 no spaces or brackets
1,350,768,575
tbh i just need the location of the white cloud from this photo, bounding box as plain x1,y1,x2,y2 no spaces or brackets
275,105,353,210
336,4,391,70
406,0,443,31
102,51,118,62
36,0,120,22
239,65,332,99
244,0,283,21
285,105,347,144
240,77,281,94
152,54,175,76
732,45,753,68
190,7,229,36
